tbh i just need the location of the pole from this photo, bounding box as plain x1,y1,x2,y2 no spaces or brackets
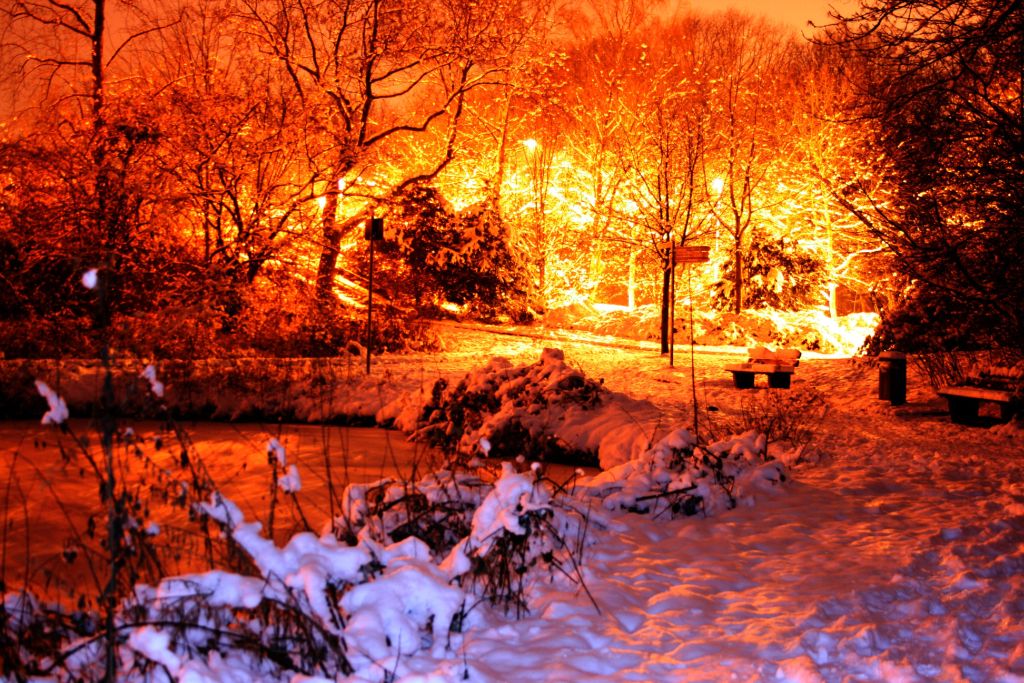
688,265,698,438
669,244,676,367
366,215,374,375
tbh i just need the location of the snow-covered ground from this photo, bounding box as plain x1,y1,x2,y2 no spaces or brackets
384,324,1024,681
3,323,1023,681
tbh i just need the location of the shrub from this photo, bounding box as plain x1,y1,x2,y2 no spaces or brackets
711,229,826,312
703,387,829,451
412,350,603,466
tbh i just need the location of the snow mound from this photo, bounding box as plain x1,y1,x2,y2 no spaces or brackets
410,347,662,468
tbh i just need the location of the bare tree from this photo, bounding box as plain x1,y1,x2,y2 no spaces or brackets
146,0,317,305
548,30,638,304
781,43,889,318
240,0,543,302
706,12,799,314
616,16,717,352
0,1,181,677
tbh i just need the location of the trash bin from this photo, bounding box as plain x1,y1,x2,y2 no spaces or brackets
878,351,907,405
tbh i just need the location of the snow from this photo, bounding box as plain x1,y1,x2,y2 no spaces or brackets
467,462,551,552
141,363,166,398
34,379,69,425
81,268,98,290
4,323,1024,681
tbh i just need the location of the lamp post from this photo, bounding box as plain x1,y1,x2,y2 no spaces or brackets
365,210,384,374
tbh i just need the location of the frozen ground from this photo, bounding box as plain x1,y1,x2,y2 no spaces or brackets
3,323,1023,681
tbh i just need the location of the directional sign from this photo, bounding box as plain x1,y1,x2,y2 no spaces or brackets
673,245,710,264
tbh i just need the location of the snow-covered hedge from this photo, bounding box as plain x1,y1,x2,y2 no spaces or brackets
410,348,604,464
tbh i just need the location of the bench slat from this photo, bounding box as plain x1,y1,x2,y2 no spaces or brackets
745,347,800,366
938,386,1015,403
726,363,796,374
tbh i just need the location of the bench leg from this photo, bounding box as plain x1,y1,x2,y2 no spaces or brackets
732,372,755,389
946,396,979,424
999,402,1018,422
768,373,791,389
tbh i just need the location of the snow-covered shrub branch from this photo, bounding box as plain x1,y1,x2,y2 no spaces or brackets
108,461,597,680
337,460,600,618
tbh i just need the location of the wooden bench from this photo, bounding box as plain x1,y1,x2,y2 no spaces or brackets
938,364,1022,425
725,347,802,389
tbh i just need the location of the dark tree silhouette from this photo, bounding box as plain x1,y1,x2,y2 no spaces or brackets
824,0,1024,353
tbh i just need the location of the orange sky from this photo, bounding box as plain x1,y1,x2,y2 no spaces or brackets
689,0,856,32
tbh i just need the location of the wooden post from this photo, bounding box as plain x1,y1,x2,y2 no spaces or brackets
366,232,374,375
688,265,698,438
669,244,676,367
365,214,384,375
669,243,711,437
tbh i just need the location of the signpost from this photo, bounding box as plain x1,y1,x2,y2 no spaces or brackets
669,242,710,438
673,245,711,264
669,244,710,368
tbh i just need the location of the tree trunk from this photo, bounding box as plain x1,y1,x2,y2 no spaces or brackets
824,210,837,319
627,249,637,309
535,196,546,301
733,240,743,314
491,90,511,209
660,260,671,354
315,185,341,302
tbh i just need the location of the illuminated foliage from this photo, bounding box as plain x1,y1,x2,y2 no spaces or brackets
374,185,530,321
240,0,546,302
0,0,900,359
710,228,826,312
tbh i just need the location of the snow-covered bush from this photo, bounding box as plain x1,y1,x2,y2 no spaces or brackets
337,461,595,619
710,229,826,312
365,185,531,323
336,469,486,553
412,348,604,465
577,428,786,519
73,462,594,679
450,463,557,617
908,349,1024,391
